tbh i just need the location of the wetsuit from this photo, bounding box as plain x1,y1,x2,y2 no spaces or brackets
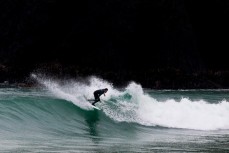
92,89,107,105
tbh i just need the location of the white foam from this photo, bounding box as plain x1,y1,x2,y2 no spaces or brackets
137,98,229,130
101,82,229,130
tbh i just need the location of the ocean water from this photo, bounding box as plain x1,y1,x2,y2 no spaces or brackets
0,75,229,152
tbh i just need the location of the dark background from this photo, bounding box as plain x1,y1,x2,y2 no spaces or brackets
1,0,229,88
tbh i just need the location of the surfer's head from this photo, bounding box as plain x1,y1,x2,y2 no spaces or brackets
104,88,108,92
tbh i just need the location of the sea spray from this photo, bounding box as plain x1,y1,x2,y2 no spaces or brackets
31,74,116,110
31,74,92,110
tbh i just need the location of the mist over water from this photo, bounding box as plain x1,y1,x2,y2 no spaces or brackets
32,74,229,131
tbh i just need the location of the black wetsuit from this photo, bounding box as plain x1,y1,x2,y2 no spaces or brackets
92,89,107,105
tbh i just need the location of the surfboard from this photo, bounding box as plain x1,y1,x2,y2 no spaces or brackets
91,105,100,110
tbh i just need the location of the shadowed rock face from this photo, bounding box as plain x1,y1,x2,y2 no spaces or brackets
0,0,229,88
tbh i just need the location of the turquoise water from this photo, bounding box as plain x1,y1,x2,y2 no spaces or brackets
0,76,229,152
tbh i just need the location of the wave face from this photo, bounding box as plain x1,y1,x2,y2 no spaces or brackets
1,75,229,152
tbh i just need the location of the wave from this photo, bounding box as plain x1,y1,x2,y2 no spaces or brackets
5,73,226,131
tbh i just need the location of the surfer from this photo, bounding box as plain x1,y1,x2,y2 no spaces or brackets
92,88,108,106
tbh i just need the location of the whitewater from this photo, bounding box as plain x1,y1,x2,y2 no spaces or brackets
0,74,229,152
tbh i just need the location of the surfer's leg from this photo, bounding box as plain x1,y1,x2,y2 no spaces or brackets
92,99,99,106
93,93,100,105
92,100,97,106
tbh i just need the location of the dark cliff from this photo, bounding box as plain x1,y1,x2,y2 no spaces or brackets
1,0,229,89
